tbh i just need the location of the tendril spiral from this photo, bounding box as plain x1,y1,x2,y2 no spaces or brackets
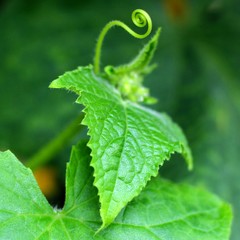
131,9,152,38
93,9,152,74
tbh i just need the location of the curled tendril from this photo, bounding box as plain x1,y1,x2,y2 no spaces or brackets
93,9,152,74
131,9,152,37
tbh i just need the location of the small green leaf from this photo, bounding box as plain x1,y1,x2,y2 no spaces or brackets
0,144,103,240
105,28,160,75
50,66,193,228
61,141,101,229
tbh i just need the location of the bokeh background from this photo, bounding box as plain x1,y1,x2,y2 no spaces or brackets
0,0,239,238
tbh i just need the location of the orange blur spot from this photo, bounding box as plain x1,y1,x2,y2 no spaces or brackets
33,167,58,198
163,0,188,21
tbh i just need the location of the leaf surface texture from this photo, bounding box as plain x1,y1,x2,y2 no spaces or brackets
50,65,192,226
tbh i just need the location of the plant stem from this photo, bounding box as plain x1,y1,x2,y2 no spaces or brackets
25,113,85,170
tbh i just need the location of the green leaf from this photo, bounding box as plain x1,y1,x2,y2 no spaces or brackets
0,151,54,239
0,144,103,240
0,144,231,240
50,65,193,227
101,178,232,240
104,28,160,75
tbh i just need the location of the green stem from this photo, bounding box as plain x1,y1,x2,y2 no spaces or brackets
93,9,152,74
25,113,85,170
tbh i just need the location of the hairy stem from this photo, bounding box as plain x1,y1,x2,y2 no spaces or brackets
25,113,85,170
93,9,152,74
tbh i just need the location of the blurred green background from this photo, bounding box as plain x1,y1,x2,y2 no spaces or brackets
0,0,239,238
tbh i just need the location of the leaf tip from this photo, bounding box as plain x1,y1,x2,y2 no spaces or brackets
49,79,60,89
179,141,193,171
95,224,104,235
155,27,161,38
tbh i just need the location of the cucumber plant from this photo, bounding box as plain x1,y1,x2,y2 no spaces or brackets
0,9,232,239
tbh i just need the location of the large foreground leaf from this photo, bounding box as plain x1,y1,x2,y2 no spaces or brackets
0,145,231,239
0,143,103,239
50,65,193,227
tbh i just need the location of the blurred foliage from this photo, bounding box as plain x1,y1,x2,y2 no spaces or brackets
0,0,239,238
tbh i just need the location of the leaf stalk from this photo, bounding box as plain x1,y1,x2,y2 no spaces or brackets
25,113,85,170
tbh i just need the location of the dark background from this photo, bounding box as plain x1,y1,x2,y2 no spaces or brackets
0,0,239,239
